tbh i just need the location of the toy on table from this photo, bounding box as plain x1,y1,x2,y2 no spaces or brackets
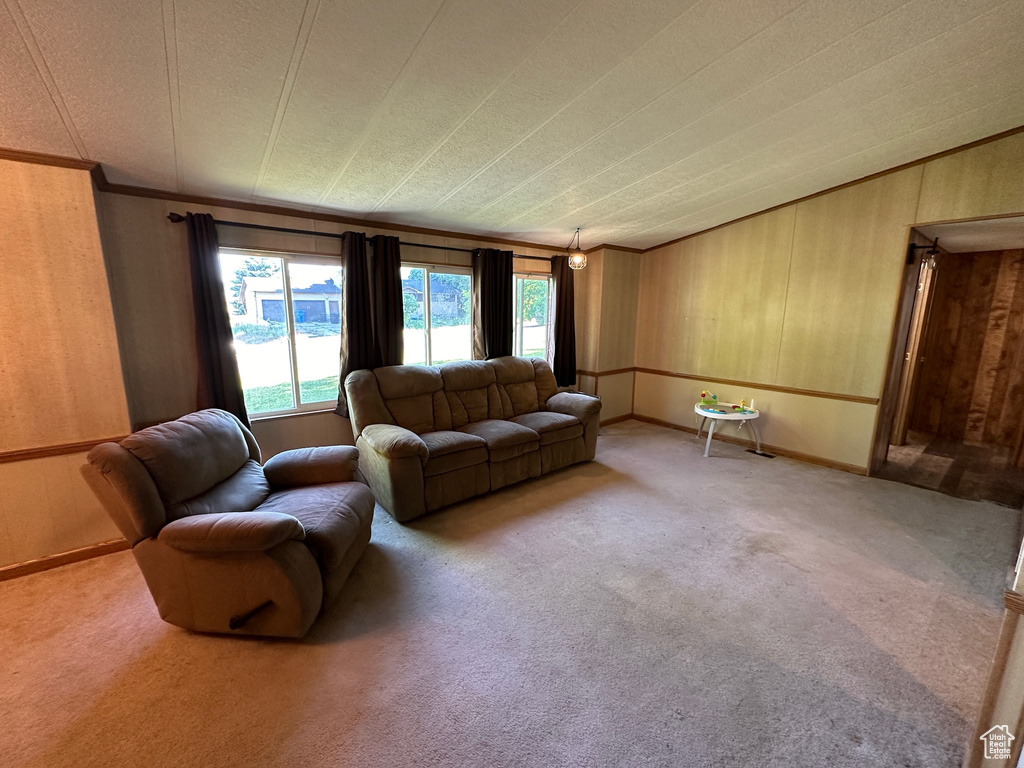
699,390,718,406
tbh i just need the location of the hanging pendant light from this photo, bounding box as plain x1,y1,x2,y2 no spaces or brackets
567,227,586,270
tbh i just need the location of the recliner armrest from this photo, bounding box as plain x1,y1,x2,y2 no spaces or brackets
360,424,428,463
546,391,601,422
158,511,305,553
263,445,359,489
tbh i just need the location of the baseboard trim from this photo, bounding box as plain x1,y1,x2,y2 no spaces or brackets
600,414,633,427
1005,590,1024,616
629,414,869,475
0,539,130,582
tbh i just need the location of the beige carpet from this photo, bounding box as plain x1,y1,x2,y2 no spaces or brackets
1,421,1017,767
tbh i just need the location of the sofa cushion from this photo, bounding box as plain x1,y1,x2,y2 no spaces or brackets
375,365,444,434
123,409,252,504
421,430,488,477
257,482,374,571
167,459,270,520
375,364,443,399
441,360,495,391
458,419,539,462
385,393,436,435
530,359,559,406
490,356,536,384
421,430,486,457
424,447,488,477
491,356,543,417
442,361,504,428
509,411,584,446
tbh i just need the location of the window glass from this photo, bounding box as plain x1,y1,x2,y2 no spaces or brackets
514,275,551,358
221,252,295,414
402,265,472,365
288,262,342,404
429,271,472,364
402,266,427,365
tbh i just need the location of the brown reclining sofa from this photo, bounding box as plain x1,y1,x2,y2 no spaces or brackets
345,356,601,522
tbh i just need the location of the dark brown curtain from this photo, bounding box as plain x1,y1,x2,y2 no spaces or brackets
185,212,249,427
369,235,403,367
550,255,577,387
472,248,513,360
336,231,377,416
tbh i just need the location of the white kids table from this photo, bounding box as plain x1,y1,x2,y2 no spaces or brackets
694,402,762,458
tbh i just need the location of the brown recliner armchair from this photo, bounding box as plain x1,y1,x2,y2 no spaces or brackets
81,409,374,638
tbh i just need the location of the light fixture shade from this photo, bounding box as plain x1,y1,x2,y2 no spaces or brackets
565,227,586,269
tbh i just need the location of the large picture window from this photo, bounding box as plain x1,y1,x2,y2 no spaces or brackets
220,249,342,416
513,274,551,359
402,264,472,365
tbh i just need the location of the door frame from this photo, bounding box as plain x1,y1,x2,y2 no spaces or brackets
868,230,933,475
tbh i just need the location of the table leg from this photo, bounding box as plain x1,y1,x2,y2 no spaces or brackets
704,419,716,458
750,420,762,453
697,416,707,438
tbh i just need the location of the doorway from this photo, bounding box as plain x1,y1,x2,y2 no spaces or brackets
874,218,1024,507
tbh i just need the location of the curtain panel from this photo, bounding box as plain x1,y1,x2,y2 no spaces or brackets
185,212,250,427
550,255,577,388
337,231,376,416
471,248,513,360
369,235,404,368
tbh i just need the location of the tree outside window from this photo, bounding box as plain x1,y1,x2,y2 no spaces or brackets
514,275,551,359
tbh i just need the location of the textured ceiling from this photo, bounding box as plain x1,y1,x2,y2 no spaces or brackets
4,0,1024,249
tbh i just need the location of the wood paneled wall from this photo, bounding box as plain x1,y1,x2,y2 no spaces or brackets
917,132,1024,224
0,159,129,567
910,249,1024,453
571,247,641,417
635,129,1024,470
0,161,130,452
597,249,641,373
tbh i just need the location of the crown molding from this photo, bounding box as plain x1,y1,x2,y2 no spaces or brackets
0,147,96,171
583,243,644,255
96,178,577,254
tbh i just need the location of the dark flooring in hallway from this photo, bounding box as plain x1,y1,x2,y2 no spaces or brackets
878,431,1024,509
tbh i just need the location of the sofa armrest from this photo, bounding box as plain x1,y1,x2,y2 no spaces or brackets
546,391,602,422
158,511,305,553
263,446,359,490
360,424,428,463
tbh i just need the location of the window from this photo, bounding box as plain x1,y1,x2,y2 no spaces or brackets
402,264,473,365
513,274,552,359
220,249,342,416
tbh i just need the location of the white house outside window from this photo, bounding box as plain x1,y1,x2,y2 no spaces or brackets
220,249,342,416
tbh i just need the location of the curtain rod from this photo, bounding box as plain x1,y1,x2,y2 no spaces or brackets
166,212,555,262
